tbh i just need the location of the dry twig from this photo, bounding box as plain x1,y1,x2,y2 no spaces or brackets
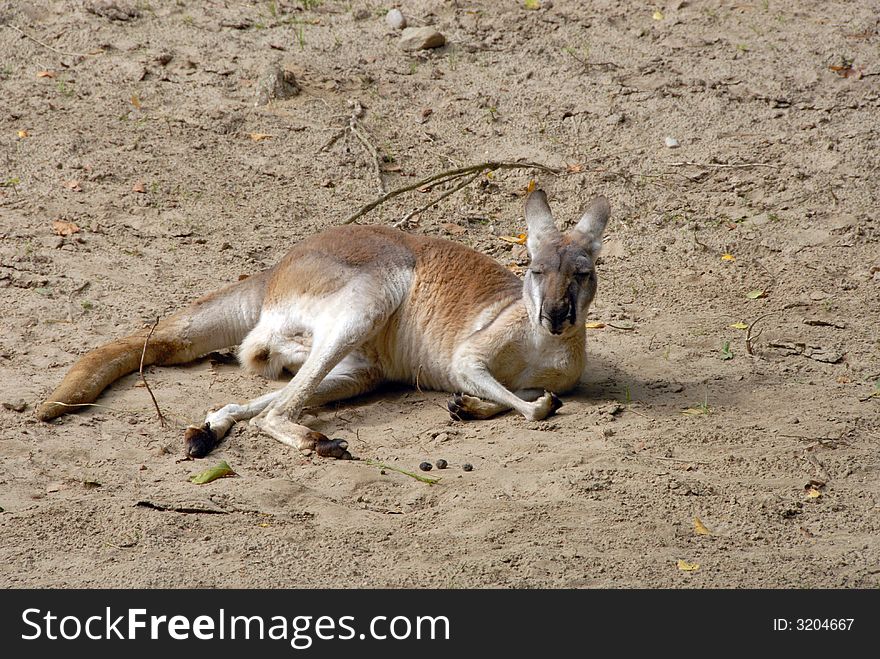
140,318,167,427
745,312,778,355
342,160,561,225
4,23,96,58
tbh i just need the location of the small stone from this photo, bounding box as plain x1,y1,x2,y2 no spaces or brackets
436,459,448,470
462,463,473,472
399,26,446,52
86,0,140,21
664,136,680,148
255,63,300,107
605,113,624,125
419,461,433,472
385,8,406,30
2,400,27,413
435,432,449,442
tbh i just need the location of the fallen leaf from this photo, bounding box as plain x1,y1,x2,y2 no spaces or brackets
498,233,528,245
248,133,272,142
526,179,536,194
190,460,236,485
132,180,146,193
17,130,29,138
565,163,584,173
681,406,710,416
721,253,735,261
37,70,56,78
746,289,766,299
677,559,699,572
730,322,749,330
258,522,271,528
720,341,734,360
441,222,466,235
805,488,822,499
524,0,541,9
652,10,665,21
64,180,82,192
694,517,711,536
130,94,141,109
585,322,606,329
52,220,81,236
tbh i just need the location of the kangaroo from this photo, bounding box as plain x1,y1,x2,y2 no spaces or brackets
36,189,610,460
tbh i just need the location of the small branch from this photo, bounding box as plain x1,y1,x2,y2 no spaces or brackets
342,160,562,225
667,160,781,170
140,317,167,427
393,171,480,228
4,24,96,58
746,312,778,356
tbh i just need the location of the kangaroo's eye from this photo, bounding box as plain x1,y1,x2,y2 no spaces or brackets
530,268,545,276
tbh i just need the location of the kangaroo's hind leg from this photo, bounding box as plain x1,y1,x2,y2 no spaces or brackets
186,349,383,458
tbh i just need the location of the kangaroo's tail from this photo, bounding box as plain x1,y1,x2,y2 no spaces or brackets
35,269,273,422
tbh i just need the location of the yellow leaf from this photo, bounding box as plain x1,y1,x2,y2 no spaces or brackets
130,94,141,109
730,322,748,330
681,407,708,416
677,559,699,572
258,522,271,528
248,133,272,142
527,179,537,193
806,488,822,499
498,233,527,245
52,220,81,236
652,10,665,21
694,517,711,535
585,322,606,329
524,0,541,9
721,253,735,261
17,130,28,138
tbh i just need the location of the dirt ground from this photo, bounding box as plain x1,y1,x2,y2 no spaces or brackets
1,0,878,589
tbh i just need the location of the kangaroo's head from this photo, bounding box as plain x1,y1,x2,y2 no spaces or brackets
522,189,610,336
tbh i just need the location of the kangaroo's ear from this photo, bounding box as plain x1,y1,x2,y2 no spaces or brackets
570,195,610,254
525,189,559,257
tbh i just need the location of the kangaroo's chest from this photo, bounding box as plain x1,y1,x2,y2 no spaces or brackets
489,332,585,393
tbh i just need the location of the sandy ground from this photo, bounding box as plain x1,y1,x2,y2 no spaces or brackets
1,0,879,588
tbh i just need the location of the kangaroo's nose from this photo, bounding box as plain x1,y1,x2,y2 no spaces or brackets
545,302,571,334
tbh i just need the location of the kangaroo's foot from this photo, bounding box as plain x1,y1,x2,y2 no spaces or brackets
251,411,352,459
184,423,219,458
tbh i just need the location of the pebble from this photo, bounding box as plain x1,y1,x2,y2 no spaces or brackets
255,63,300,107
399,26,446,51
605,113,625,125
419,462,433,472
1,400,27,413
462,463,473,472
436,459,448,470
664,136,680,148
385,8,406,30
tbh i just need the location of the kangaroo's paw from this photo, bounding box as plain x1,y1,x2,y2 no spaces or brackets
184,423,219,458
448,393,511,421
531,391,563,421
447,393,477,421
251,413,352,460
